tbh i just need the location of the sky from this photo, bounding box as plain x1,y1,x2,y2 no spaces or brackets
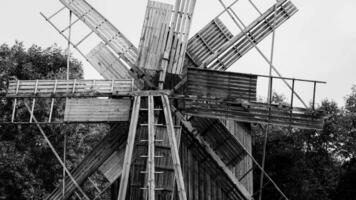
0,0,355,107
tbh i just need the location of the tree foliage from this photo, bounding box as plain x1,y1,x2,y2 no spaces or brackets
0,42,109,200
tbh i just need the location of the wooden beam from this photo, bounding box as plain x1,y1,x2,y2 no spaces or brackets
117,96,141,200
161,95,187,200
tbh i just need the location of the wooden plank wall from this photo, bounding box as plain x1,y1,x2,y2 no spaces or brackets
46,123,129,200
87,42,132,80
129,126,182,200
7,79,135,98
178,128,248,200
204,0,298,71
137,1,173,72
223,121,253,194
64,98,131,122
186,68,257,101
185,18,233,68
59,0,138,67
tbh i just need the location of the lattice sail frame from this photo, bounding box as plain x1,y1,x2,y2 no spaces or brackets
0,0,327,200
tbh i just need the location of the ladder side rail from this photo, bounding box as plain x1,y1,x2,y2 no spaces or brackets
117,96,141,200
161,95,187,200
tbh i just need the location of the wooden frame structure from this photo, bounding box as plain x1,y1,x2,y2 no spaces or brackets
0,0,327,200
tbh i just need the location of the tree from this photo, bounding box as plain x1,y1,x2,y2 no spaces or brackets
0,42,94,200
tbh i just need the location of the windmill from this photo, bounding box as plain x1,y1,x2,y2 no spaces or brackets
0,0,326,200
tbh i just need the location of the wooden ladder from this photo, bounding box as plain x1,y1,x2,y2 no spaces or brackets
118,95,187,200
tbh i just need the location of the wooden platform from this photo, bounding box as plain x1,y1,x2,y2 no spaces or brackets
203,0,298,70
176,96,324,130
87,42,133,80
6,79,135,98
185,67,257,101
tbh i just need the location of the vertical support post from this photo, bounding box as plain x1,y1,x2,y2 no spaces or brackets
11,80,20,122
49,80,57,123
117,96,141,200
147,96,156,200
289,79,295,125
30,80,39,123
312,81,317,111
161,95,187,200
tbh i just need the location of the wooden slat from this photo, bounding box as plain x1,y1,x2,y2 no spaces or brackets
59,0,138,67
137,1,173,73
186,68,257,101
202,0,298,70
87,42,133,80
46,123,129,200
6,79,135,98
64,98,131,122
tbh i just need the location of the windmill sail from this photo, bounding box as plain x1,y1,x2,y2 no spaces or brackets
87,42,133,80
137,1,173,73
185,18,234,68
59,0,138,67
203,0,298,70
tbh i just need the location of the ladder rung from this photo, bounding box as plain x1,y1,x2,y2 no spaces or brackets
140,139,164,143
140,171,164,174
140,124,163,126
140,108,163,111
140,155,164,158
141,188,165,191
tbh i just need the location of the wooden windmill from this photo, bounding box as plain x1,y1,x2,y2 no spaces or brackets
1,0,326,200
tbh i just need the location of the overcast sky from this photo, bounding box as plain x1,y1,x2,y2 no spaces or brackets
1,0,355,107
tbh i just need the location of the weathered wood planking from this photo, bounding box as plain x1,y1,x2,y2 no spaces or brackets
188,117,247,167
98,149,125,184
64,98,131,122
223,121,253,194
178,97,324,130
137,1,173,73
129,126,182,200
186,67,257,101
87,42,133,80
46,123,129,200
180,128,250,200
59,0,138,67
166,0,197,75
7,79,135,98
185,18,233,68
203,0,298,71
